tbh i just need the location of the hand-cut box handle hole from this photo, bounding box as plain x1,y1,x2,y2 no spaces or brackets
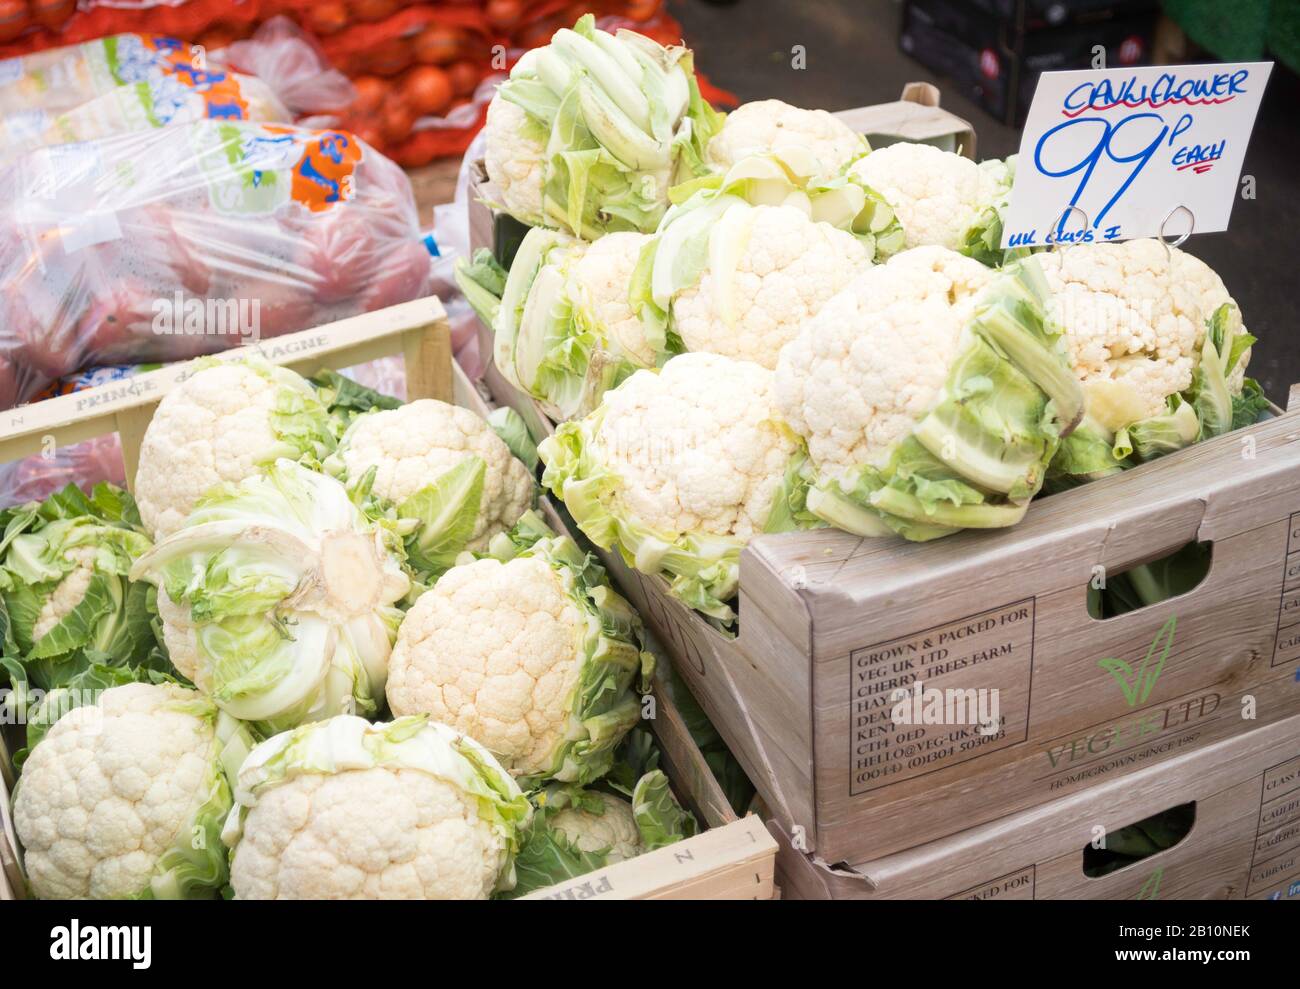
1082,802,1196,878
1087,540,1213,620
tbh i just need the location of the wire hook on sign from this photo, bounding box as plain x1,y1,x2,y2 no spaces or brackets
1048,205,1090,265
1159,205,1195,260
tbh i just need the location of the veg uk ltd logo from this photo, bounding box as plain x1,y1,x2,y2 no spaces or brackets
1098,615,1176,707
889,680,1001,736
49,921,151,969
151,292,261,343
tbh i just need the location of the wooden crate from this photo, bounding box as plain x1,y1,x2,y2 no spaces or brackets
773,711,1300,900
0,299,776,902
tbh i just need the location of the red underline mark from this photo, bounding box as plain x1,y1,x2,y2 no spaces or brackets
1175,159,1219,172
1061,95,1237,118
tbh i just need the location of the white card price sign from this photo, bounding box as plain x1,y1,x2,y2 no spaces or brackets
1001,62,1273,248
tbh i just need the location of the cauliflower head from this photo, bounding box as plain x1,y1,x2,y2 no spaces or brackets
1040,239,1246,429
223,715,532,900
132,461,409,732
584,353,797,539
387,517,650,784
776,246,995,475
483,96,547,228
482,15,720,237
489,227,658,422
13,682,249,900
31,545,98,641
775,247,1083,540
671,204,871,368
707,99,869,176
550,791,642,861
133,360,332,539
335,399,533,551
0,483,154,689
570,232,659,368
849,143,1008,253
540,352,811,623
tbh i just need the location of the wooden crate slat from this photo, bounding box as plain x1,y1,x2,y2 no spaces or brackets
0,296,451,470
522,816,776,900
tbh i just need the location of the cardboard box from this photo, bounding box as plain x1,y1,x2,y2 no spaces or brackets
773,712,1300,900
477,324,1300,866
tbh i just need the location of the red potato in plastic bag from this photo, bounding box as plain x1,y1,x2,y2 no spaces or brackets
0,119,434,411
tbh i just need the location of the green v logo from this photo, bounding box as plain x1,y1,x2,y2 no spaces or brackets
1098,616,1177,707
1135,867,1163,900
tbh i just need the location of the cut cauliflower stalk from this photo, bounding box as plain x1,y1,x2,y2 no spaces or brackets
13,682,252,900
540,352,816,624
387,511,651,784
132,461,409,732
332,398,533,551
222,715,532,900
775,246,1084,540
707,99,869,176
133,360,333,539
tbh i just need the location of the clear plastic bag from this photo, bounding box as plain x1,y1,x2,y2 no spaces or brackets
0,17,353,162
0,119,433,410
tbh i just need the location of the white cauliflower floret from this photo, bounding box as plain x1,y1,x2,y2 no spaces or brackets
550,792,642,862
708,99,867,175
225,715,529,900
569,232,657,367
775,246,995,476
672,205,870,369
133,362,326,539
387,555,585,778
338,399,533,550
1040,239,1245,429
31,544,98,640
594,352,797,537
850,142,1005,251
230,767,506,900
13,682,221,900
484,97,546,227
154,587,202,687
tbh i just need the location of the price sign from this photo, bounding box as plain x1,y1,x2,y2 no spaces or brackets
1001,62,1273,248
